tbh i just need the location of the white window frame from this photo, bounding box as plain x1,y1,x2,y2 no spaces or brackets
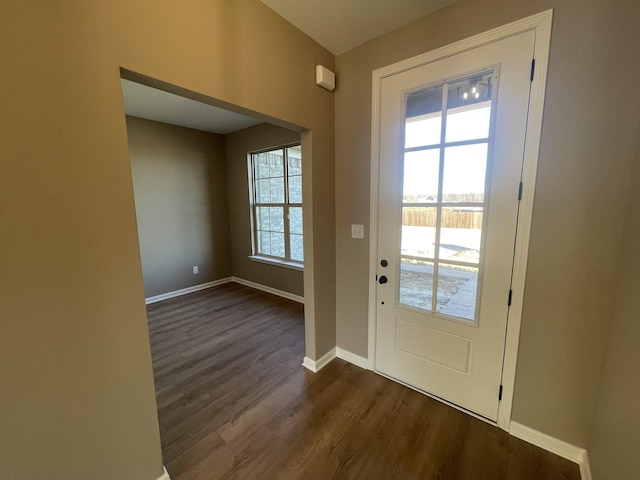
247,143,303,270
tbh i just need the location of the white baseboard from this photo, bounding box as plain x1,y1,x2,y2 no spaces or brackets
157,466,171,480
303,347,368,373
336,347,369,370
145,278,232,304
231,277,304,304
302,356,317,372
509,422,591,480
302,347,337,373
144,276,304,305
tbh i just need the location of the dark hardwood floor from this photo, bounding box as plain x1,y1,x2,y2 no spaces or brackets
147,283,579,480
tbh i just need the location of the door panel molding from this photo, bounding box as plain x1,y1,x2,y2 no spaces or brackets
395,319,472,374
368,10,553,430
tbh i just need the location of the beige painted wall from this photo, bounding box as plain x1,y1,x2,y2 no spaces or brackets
0,1,334,479
334,0,640,448
225,123,303,296
588,124,640,480
126,116,231,298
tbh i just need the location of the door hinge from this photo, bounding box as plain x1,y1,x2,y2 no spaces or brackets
530,58,536,82
508,289,513,306
518,182,523,201
499,384,503,401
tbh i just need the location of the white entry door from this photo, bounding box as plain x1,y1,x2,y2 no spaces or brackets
375,31,536,421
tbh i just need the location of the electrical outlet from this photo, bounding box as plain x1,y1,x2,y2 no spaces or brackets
193,266,199,274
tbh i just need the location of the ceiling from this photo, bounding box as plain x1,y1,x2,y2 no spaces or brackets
120,79,262,135
261,0,458,55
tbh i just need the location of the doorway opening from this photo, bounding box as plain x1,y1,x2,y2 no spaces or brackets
118,70,315,469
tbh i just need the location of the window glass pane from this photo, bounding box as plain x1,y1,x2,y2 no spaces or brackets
268,151,284,177
256,179,271,203
403,149,439,203
269,177,285,203
405,85,443,148
445,105,491,143
401,207,436,259
290,234,303,261
288,147,302,175
288,175,302,204
254,153,270,179
405,116,442,149
438,207,483,264
399,258,434,311
256,206,270,231
290,207,303,235
270,232,285,258
436,264,478,321
269,207,284,233
258,230,270,255
251,144,303,264
442,144,488,203
445,73,493,143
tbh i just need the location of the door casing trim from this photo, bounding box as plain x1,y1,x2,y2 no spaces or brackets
368,9,553,431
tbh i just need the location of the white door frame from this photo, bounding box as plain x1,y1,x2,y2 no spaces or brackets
368,10,553,431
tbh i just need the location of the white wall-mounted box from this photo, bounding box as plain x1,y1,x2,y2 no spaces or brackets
316,65,335,91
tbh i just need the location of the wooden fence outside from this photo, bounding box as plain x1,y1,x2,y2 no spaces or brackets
402,207,483,229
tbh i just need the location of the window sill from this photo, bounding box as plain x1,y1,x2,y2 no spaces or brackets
248,255,304,272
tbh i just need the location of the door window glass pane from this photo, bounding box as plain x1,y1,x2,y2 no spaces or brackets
405,115,442,149
403,149,440,203
445,106,491,143
399,258,434,311
445,73,493,143
436,264,479,321
438,207,483,264
442,144,488,203
405,85,443,148
401,207,436,259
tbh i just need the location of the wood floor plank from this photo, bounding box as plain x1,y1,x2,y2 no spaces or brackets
218,426,290,480
216,367,316,446
161,363,297,463
147,283,580,480
166,429,235,480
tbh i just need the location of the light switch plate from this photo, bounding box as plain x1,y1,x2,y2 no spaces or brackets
351,224,365,239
